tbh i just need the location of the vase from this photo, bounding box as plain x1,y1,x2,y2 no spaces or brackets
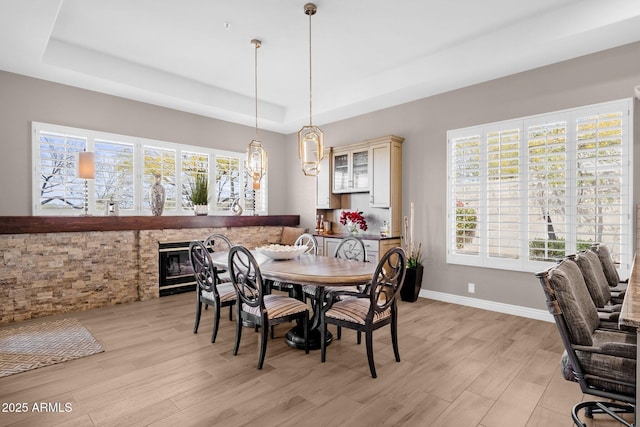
401,265,423,302
347,221,359,235
149,174,165,216
194,204,208,216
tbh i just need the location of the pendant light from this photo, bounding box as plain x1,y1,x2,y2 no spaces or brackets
298,3,324,176
246,39,267,190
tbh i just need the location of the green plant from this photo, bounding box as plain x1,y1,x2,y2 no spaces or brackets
407,242,423,269
188,174,209,205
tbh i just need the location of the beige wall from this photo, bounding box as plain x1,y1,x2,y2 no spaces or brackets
0,70,289,216
2,41,640,312
286,41,640,311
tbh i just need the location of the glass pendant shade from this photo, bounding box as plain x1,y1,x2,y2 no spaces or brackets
298,125,324,176
247,138,267,190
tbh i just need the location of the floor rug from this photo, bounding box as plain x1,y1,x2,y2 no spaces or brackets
0,318,104,378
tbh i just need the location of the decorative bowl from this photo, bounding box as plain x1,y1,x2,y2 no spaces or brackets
256,244,307,260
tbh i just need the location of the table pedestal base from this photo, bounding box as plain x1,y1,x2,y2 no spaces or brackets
285,325,332,350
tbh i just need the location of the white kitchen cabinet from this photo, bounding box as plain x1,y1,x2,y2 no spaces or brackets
315,149,341,209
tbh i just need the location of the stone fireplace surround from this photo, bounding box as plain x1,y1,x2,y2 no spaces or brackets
0,215,299,325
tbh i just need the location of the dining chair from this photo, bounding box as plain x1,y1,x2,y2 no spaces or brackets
228,245,309,369
535,259,635,426
303,235,367,301
320,247,407,378
204,233,233,284
571,251,622,325
189,240,237,343
269,233,318,297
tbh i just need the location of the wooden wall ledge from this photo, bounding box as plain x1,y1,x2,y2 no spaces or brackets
0,215,300,234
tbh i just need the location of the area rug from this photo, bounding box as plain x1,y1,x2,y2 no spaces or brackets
0,318,104,378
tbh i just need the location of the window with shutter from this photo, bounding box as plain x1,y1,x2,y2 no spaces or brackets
32,122,265,216
447,99,632,276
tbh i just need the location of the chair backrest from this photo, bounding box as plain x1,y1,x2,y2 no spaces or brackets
572,250,612,308
538,259,600,346
189,241,217,296
228,245,264,310
334,236,367,261
204,233,232,253
294,233,318,255
591,243,621,287
365,247,407,322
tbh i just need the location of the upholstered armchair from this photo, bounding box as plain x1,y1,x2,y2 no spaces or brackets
535,259,635,426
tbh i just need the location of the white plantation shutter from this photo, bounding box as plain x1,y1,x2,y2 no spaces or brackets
181,150,209,209
143,146,177,211
574,110,630,272
214,154,241,213
447,99,632,275
486,127,520,262
34,127,86,211
449,132,481,259
95,139,134,212
526,118,568,264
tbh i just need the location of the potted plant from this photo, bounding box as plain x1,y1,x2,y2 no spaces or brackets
339,210,368,235
188,174,210,215
401,202,423,302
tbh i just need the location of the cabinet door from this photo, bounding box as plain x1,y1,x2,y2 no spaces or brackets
324,238,341,257
351,149,369,192
369,143,391,207
316,152,340,208
362,239,378,263
332,151,350,193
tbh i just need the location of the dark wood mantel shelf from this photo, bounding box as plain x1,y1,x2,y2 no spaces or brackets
0,215,300,235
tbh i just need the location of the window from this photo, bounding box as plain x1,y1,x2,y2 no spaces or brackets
447,99,632,277
32,122,266,216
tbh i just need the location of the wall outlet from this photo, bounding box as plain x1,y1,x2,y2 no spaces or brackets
468,282,475,293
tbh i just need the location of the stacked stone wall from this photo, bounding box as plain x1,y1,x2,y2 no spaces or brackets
0,226,283,324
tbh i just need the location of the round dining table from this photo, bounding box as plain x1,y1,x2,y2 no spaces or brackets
210,251,377,349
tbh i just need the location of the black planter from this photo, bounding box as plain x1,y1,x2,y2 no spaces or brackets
401,265,423,302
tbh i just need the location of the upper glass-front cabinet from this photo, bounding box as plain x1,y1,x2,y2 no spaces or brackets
332,145,369,193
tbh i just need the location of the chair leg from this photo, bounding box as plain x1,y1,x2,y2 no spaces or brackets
270,325,275,339
228,304,233,321
304,313,309,354
391,315,400,362
194,301,202,333
357,331,362,344
233,309,242,356
337,326,341,340
366,331,377,378
258,317,269,370
211,301,221,343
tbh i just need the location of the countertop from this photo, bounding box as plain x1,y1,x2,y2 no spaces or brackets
312,232,401,241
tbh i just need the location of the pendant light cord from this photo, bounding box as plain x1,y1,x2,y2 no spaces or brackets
308,10,313,127
254,40,259,139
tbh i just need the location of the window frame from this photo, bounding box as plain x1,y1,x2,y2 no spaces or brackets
32,122,267,216
446,99,633,277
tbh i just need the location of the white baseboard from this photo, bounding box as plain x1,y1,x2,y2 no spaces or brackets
417,289,553,323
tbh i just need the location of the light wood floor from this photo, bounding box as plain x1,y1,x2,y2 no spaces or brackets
0,292,633,427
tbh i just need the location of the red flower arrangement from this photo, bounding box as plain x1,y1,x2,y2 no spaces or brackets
339,210,368,231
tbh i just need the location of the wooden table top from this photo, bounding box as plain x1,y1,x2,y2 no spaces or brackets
619,254,640,329
210,252,376,287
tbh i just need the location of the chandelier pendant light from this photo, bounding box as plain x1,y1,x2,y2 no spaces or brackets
246,38,267,190
298,2,324,176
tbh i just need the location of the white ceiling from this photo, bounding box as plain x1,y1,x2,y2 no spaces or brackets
2,0,640,134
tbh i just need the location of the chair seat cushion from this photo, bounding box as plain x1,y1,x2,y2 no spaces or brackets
217,270,232,283
202,282,236,303
325,298,390,325
271,280,294,291
243,294,308,320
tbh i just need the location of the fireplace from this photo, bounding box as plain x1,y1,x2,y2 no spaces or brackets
158,241,197,296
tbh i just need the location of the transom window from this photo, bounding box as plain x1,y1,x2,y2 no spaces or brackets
447,99,633,277
32,122,266,216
